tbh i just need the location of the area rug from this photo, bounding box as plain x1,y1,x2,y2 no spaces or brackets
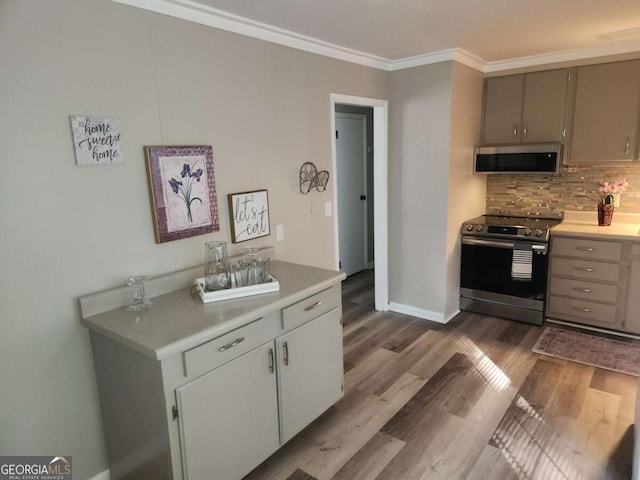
532,326,640,377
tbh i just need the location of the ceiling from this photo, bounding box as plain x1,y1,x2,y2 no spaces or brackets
114,0,640,72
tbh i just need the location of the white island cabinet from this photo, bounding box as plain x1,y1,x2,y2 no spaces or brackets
80,261,345,480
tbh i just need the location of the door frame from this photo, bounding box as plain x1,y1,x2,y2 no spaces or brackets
330,94,389,311
335,112,368,275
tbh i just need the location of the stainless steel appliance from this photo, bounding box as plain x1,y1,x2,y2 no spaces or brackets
474,143,563,174
459,213,563,325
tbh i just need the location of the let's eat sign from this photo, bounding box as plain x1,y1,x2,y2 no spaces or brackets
228,190,271,243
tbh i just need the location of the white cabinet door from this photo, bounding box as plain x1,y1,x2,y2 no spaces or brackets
176,343,279,480
276,308,344,444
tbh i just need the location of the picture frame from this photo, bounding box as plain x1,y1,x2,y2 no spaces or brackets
144,145,219,243
227,190,270,243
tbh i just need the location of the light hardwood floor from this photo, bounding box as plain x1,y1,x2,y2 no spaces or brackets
244,270,637,480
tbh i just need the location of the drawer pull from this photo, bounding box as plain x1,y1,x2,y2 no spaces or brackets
576,247,596,252
572,287,592,293
283,341,289,366
218,336,245,352
571,306,591,313
574,267,594,272
268,348,274,374
304,301,323,312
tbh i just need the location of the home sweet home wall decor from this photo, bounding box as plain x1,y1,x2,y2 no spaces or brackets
70,115,123,165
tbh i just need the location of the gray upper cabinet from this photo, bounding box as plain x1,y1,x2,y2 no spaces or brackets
567,60,640,163
482,69,569,144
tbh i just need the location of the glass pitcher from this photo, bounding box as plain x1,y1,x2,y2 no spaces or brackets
204,241,231,291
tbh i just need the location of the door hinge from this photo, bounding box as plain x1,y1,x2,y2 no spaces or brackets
341,383,344,392
340,316,343,326
339,261,342,269
172,405,179,421
336,130,339,139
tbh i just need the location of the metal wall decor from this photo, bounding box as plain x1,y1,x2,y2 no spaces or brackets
299,162,329,194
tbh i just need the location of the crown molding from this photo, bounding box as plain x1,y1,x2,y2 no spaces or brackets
388,48,486,72
484,38,640,73
111,0,640,74
110,0,390,70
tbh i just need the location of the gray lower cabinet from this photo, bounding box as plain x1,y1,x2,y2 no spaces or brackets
624,244,640,334
277,308,343,444
88,281,343,480
547,235,625,330
547,235,640,333
177,342,280,480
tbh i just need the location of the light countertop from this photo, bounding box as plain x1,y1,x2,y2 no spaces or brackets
80,260,346,361
551,211,640,241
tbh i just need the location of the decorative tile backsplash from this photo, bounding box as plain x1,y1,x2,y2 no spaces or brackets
486,162,640,215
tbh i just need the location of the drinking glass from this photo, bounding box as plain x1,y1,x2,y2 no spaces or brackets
204,241,231,291
231,260,249,288
254,256,271,284
126,275,152,311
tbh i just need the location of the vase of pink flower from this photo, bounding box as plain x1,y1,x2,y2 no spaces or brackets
595,179,628,226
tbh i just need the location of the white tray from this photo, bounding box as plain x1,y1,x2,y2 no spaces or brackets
194,275,280,303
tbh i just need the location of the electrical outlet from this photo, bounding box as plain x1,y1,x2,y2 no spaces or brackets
324,201,332,217
276,224,284,241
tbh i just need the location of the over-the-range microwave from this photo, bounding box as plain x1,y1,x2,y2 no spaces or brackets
474,143,563,174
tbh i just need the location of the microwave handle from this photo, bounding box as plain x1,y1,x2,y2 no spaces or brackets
462,236,548,253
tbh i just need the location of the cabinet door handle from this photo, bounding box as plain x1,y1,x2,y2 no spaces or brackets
268,348,274,374
513,123,518,140
571,306,591,313
626,137,631,156
576,247,596,252
218,336,245,352
572,287,592,293
283,341,289,366
522,122,527,139
574,267,594,272
304,301,323,312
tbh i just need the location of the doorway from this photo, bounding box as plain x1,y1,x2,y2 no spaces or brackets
336,111,369,277
330,94,388,312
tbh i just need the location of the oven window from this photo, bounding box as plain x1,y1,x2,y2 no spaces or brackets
460,243,548,300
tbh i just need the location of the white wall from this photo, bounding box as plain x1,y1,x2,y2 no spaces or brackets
445,63,486,319
0,1,388,478
388,63,454,317
388,61,485,321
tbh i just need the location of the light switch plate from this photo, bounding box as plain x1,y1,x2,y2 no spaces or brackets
276,224,284,241
324,201,332,217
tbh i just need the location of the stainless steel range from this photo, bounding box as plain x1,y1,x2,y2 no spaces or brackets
459,213,563,325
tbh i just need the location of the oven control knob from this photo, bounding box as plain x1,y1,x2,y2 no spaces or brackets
524,228,532,236
476,225,483,232
534,229,544,237
465,224,473,231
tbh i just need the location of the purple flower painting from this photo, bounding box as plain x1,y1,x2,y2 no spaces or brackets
145,145,219,243
167,161,204,223
159,155,211,233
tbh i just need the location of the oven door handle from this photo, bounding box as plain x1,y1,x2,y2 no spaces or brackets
461,236,548,253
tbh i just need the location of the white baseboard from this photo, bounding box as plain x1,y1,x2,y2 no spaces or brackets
88,469,110,480
388,302,447,323
445,309,460,323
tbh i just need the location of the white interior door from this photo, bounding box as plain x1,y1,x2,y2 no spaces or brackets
336,113,367,277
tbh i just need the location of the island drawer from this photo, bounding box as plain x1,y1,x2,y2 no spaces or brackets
551,236,622,262
282,285,341,332
548,277,619,304
550,257,620,282
183,312,279,378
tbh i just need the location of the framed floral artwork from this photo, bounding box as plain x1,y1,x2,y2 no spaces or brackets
144,145,219,243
